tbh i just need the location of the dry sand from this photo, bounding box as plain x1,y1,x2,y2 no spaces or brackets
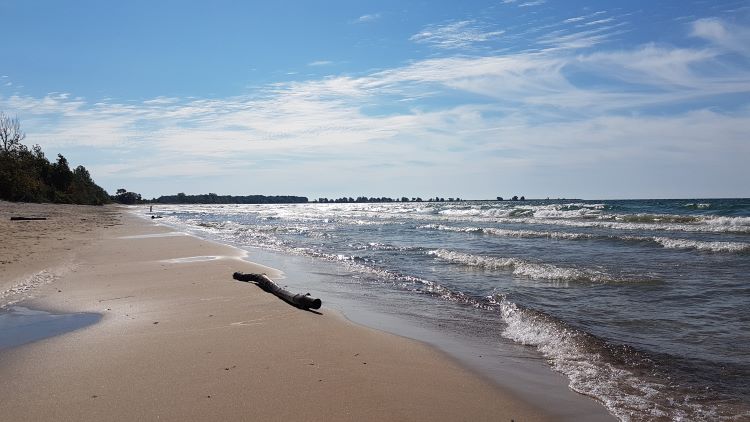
0,203,552,421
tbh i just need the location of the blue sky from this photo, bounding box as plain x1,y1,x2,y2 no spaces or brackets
1,0,749,199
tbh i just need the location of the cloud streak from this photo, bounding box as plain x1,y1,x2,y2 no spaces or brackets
410,20,505,50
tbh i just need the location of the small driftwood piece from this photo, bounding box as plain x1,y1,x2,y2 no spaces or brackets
10,216,47,221
233,272,322,310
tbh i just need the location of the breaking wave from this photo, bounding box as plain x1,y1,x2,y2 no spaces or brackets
419,224,750,253
647,237,750,253
419,224,593,240
496,297,745,421
428,249,614,283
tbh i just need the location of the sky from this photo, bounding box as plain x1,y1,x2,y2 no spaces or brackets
1,0,749,200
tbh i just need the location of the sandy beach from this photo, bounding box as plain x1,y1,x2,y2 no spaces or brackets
0,202,551,421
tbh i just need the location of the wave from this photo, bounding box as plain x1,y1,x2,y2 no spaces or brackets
684,202,712,209
604,213,701,224
288,248,484,306
427,249,613,283
419,224,750,253
646,237,750,253
364,207,750,234
509,215,750,234
435,203,606,220
347,242,426,253
496,297,733,421
418,224,593,240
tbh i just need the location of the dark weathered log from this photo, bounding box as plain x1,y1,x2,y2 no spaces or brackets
10,216,47,221
233,272,322,310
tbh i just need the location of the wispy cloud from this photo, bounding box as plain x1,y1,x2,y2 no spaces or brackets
584,18,615,26
691,17,750,56
352,13,381,24
564,11,607,24
410,20,505,50
519,1,545,7
308,60,334,67
502,0,546,6
537,21,628,50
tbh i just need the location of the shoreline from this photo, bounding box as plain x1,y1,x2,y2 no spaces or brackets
232,245,615,422
0,203,557,421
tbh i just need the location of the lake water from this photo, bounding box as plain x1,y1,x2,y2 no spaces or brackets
143,198,750,421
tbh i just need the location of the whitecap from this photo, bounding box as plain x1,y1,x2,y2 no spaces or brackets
649,237,750,253
497,298,728,421
427,249,611,283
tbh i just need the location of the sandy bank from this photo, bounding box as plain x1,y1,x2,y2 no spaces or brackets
0,204,550,421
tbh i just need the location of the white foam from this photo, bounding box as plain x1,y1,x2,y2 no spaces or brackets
0,269,66,307
495,216,750,234
428,249,610,282
685,202,712,209
649,237,750,253
420,224,749,253
419,224,593,240
497,298,723,421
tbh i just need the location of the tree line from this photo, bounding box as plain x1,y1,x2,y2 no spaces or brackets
153,193,309,204
314,196,464,203
0,112,110,205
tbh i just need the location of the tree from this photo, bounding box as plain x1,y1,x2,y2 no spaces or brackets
0,112,110,204
50,154,73,191
0,111,26,154
113,188,142,205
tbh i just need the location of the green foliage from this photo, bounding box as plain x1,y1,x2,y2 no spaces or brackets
0,111,110,205
112,189,143,205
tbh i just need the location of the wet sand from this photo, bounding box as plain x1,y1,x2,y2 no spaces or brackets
0,203,552,421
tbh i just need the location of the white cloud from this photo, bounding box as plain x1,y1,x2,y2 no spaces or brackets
410,20,505,50
308,60,333,66
574,44,720,89
584,18,615,26
2,18,749,197
352,13,381,24
691,17,750,56
143,97,179,105
537,22,628,50
503,0,545,6
564,11,607,24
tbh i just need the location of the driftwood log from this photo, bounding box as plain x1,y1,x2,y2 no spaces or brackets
10,217,47,221
233,272,322,310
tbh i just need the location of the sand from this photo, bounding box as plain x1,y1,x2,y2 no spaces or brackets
0,202,552,421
